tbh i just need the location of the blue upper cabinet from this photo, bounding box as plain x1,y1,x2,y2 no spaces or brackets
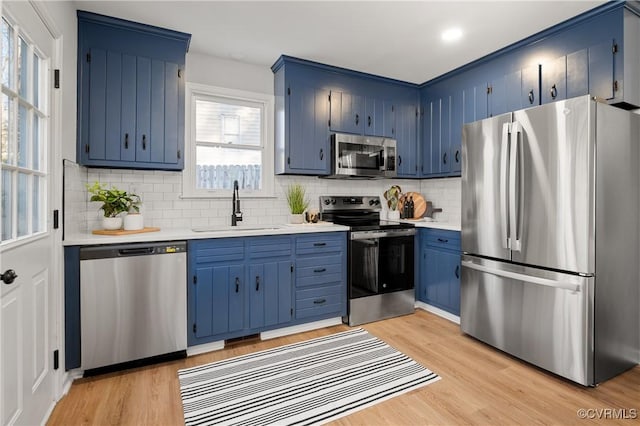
272,55,419,177
77,11,191,170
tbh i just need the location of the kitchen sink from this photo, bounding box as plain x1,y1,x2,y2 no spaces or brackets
191,226,283,233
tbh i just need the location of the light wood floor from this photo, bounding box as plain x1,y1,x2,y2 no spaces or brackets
48,310,640,425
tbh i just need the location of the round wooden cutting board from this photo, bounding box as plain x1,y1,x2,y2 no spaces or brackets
398,192,426,219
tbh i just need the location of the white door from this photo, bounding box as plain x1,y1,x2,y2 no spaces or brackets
1,2,56,425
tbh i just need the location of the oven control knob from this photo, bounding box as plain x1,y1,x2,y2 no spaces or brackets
369,199,375,206
323,199,331,205
375,199,380,205
331,198,337,205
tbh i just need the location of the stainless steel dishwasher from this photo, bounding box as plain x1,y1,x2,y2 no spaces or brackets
79,241,187,371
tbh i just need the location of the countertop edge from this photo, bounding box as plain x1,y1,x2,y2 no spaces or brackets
62,224,350,246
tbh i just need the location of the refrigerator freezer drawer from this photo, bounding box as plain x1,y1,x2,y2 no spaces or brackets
460,255,594,386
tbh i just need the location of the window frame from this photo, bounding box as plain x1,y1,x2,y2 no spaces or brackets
183,83,275,199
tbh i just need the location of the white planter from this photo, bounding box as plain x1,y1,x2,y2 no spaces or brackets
387,210,400,221
102,217,123,230
289,213,305,224
123,213,144,231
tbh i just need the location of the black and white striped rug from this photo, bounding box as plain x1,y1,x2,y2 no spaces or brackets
178,328,440,426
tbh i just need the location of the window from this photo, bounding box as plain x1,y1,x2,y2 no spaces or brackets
184,83,274,198
1,17,48,243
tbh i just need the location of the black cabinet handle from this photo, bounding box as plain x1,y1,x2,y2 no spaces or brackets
455,265,460,279
319,148,324,160
313,242,326,247
1,269,18,285
177,149,181,159
124,133,129,149
528,89,535,104
550,84,557,99
355,114,359,125
313,299,326,305
255,276,260,291
142,134,147,150
313,268,326,273
368,115,372,127
437,238,449,243
443,152,447,164
235,277,240,293
398,155,402,166
455,150,460,163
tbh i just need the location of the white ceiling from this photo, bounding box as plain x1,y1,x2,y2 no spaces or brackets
73,0,607,84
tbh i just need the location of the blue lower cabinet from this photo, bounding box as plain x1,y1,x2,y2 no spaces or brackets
188,232,346,346
418,229,461,315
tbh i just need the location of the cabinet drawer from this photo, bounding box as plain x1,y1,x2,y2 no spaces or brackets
296,233,344,255
190,239,244,264
296,285,344,319
422,229,460,251
248,236,292,259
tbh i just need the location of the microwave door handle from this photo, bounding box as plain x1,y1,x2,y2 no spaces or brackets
500,122,511,249
509,121,522,252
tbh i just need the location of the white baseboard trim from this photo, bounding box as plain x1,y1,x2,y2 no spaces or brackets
261,317,343,340
415,301,460,325
187,340,225,357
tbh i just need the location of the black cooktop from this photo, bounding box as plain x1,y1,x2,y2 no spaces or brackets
319,195,414,231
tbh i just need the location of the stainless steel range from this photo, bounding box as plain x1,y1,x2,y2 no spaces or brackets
320,196,416,326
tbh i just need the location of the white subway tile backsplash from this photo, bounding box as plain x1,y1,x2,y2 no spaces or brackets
65,166,462,235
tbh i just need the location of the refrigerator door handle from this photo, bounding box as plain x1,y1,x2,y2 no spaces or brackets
461,260,581,292
500,122,511,249
509,121,522,251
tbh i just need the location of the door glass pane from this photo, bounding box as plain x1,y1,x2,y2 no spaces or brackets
1,19,13,88
32,175,40,233
18,37,27,98
1,93,11,164
32,114,39,170
1,169,12,240
17,172,27,237
17,104,27,167
33,53,39,109
196,145,261,190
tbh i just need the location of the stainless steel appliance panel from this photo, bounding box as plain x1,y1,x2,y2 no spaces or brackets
345,289,415,327
461,112,513,261
460,255,593,386
80,242,187,371
510,96,595,273
594,102,640,382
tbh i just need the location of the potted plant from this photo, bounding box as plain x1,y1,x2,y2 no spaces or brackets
384,185,402,220
285,183,309,224
87,182,141,230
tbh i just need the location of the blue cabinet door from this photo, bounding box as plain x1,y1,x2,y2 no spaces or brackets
419,229,461,315
567,48,589,99
588,40,614,100
330,90,364,135
194,263,244,338
541,55,567,104
87,48,107,162
121,54,137,162
521,65,540,108
421,96,432,176
135,56,151,163
288,83,330,174
396,102,418,177
450,89,463,174
488,74,507,116
364,98,395,138
249,260,293,329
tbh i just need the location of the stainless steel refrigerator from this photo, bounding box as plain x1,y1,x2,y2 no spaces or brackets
461,95,639,386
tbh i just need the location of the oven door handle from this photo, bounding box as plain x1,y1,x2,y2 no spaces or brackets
350,230,416,240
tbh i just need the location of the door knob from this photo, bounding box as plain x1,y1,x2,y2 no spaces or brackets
1,269,18,285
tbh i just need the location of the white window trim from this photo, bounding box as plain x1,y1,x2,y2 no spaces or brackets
182,82,275,199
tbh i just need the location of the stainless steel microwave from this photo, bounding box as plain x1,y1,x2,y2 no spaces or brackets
328,133,397,178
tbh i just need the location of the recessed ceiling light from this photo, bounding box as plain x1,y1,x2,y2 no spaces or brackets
441,27,463,42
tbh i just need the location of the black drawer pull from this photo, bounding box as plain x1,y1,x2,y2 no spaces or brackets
550,84,558,99
255,276,260,291
235,277,240,293
124,133,129,149
142,134,147,150
313,299,326,305
313,268,326,273
437,238,449,243
313,242,326,247
455,265,460,279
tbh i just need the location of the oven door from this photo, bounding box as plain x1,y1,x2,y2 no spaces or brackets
349,230,415,298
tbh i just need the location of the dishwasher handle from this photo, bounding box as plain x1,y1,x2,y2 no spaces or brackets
118,247,155,256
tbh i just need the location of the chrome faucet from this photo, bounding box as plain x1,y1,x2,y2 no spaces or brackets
231,180,243,226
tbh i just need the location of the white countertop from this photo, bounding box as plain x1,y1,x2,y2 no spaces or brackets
63,223,350,246
398,219,461,231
